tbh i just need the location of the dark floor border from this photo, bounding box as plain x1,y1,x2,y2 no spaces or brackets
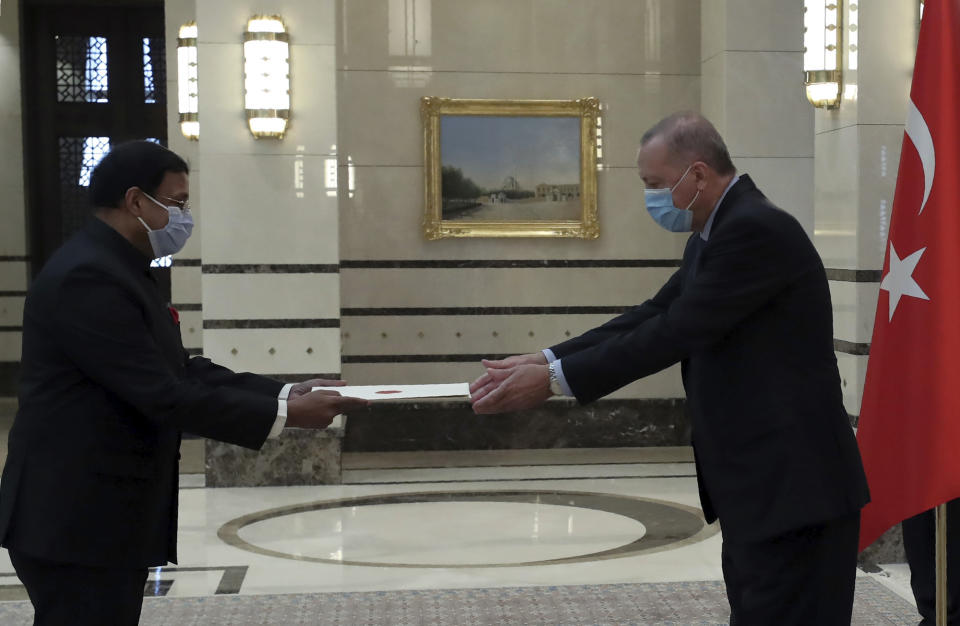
344,397,689,452
835,339,870,355
340,259,681,269
202,264,339,274
343,353,511,363
262,373,341,382
825,268,882,282
0,291,27,298
342,306,632,316
172,258,202,267
146,565,247,595
0,256,29,262
172,303,202,311
0,362,19,396
203,319,340,329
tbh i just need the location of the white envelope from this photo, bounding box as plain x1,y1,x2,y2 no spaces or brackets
311,382,471,400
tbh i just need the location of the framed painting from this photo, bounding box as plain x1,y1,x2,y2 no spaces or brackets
421,97,600,239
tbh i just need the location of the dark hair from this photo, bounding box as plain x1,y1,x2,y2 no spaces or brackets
89,140,189,209
640,111,736,176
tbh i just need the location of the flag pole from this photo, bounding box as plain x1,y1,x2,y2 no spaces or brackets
937,503,947,626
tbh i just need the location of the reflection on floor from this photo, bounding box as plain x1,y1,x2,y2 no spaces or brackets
0,448,920,624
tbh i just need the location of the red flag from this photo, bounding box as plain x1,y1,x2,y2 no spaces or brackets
857,0,960,551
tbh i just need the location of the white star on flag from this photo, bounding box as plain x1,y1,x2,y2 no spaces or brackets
880,242,929,322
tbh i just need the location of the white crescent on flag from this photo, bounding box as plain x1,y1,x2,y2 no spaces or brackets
905,98,935,215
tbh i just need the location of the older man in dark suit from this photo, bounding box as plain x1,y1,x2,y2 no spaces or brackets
470,112,870,625
0,141,367,625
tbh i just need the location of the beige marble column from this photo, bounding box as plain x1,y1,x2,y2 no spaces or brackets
194,0,342,382
0,0,27,395
164,0,204,356
813,1,916,419
700,0,814,233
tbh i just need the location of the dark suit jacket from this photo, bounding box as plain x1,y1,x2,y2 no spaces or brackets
551,175,870,543
0,219,283,568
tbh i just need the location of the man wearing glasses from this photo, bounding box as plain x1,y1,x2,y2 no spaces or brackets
0,141,368,625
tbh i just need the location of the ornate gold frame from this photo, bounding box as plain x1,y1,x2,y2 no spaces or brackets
421,97,600,239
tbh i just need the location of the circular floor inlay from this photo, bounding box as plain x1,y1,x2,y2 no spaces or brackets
238,501,646,566
218,490,716,568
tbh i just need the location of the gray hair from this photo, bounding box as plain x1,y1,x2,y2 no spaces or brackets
640,111,736,176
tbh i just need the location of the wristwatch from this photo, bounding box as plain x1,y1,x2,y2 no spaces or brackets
548,361,564,396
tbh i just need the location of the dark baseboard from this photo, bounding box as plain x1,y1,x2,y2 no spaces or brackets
343,398,689,453
0,362,19,397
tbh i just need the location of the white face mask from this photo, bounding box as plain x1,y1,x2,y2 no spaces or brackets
137,193,194,257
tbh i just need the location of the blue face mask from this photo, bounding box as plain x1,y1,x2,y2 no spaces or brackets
137,192,194,258
643,164,700,232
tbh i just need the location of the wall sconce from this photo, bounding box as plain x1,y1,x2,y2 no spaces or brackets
803,1,843,109
243,15,290,139
177,22,199,140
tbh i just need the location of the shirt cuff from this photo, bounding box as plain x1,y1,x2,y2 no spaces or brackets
553,359,574,397
268,383,295,438
542,348,557,363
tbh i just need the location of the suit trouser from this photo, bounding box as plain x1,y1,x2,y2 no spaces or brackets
902,498,960,625
9,549,149,626
720,511,860,626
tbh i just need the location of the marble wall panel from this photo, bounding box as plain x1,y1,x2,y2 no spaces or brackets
720,51,812,159
722,0,803,54
337,70,699,169
171,266,202,304
202,274,340,320
339,0,700,76
836,352,869,417
814,125,859,269
341,313,625,356
202,328,341,374
0,0,19,42
856,123,906,272
200,154,339,264
197,0,335,45
178,310,203,349
0,331,21,361
0,263,27,292
732,157,814,235
857,2,916,127
829,281,881,346
699,53,725,129
0,296,25,327
0,186,27,256
340,267,677,309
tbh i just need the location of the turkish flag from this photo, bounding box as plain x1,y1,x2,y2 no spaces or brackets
857,0,960,551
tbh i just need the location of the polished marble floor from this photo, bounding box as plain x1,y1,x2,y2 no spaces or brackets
0,447,919,620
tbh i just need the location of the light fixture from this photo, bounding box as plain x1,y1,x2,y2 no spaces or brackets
243,15,290,139
177,22,199,140
803,1,843,109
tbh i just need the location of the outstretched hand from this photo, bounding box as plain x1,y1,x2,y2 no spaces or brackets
470,363,552,415
469,353,547,400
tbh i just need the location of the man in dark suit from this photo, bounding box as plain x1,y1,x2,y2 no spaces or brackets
470,112,870,624
0,141,368,625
